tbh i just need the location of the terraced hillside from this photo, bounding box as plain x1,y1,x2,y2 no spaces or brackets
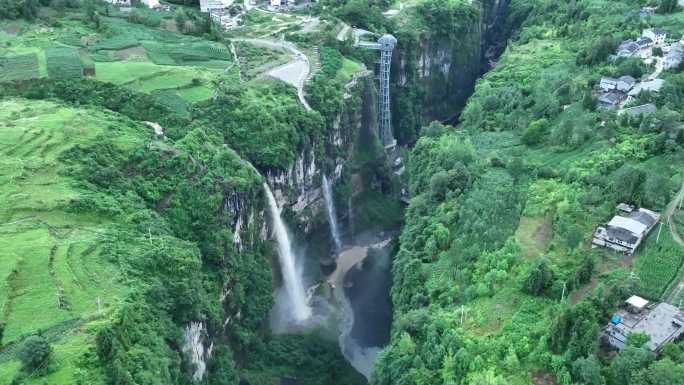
0,98,146,384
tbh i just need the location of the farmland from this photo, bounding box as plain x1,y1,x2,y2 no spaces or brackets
0,98,147,384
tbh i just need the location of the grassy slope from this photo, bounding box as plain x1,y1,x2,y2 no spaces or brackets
0,98,146,384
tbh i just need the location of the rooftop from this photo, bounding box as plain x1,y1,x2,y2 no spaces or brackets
621,103,657,116
611,302,684,351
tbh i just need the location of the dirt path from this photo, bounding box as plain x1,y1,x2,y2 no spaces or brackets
666,179,684,247
664,179,684,303
230,38,311,111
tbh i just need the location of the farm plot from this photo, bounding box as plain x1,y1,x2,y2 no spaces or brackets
142,40,231,67
46,47,83,79
0,99,137,345
634,229,684,300
0,53,40,82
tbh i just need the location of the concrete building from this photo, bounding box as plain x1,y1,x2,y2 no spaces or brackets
592,207,660,255
602,296,684,352
643,28,667,46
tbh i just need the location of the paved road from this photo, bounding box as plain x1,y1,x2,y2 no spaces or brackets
231,38,311,111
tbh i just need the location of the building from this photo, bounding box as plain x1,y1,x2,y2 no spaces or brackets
602,296,684,352
617,75,636,92
598,92,623,108
618,40,640,57
140,0,159,8
643,28,667,46
599,77,618,91
592,207,660,254
664,43,683,70
636,36,654,49
627,78,665,101
104,0,131,5
200,0,234,13
210,12,238,30
620,103,657,116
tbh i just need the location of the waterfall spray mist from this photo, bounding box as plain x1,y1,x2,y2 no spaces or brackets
263,183,311,323
322,175,342,252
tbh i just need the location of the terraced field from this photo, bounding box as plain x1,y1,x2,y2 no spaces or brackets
0,99,145,384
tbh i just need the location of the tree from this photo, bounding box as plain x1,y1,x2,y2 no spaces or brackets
0,321,4,346
608,346,654,385
522,258,553,295
583,91,597,111
657,0,678,14
522,118,549,145
17,335,52,373
652,47,664,57
572,355,605,385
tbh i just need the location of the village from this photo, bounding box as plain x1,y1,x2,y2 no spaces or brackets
597,27,684,116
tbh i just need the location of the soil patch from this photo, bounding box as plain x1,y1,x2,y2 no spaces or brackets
115,45,148,60
161,19,178,32
3,25,21,35
530,370,558,385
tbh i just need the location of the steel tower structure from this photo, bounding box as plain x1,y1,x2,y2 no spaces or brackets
356,34,397,148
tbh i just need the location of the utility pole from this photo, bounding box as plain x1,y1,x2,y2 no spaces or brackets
561,281,567,302
656,222,663,243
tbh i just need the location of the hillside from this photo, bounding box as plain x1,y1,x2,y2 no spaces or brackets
375,0,684,384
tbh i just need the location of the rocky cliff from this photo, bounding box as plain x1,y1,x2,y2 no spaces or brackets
392,0,512,144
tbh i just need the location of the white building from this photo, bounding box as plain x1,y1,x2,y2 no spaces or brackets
104,0,131,6
592,207,660,255
643,28,667,46
140,0,159,8
599,77,618,91
200,0,234,12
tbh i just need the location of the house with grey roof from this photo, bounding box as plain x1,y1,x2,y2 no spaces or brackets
620,103,657,116
602,296,684,352
598,92,623,109
618,40,640,57
627,79,665,101
592,207,660,255
617,75,636,92
636,36,654,49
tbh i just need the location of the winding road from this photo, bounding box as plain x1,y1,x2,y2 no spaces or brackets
230,38,312,111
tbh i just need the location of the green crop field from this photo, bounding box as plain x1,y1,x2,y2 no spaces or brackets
46,48,83,79
0,54,40,82
142,40,231,67
634,228,684,300
0,99,145,381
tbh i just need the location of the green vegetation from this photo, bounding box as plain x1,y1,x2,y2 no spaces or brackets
46,47,83,79
375,0,684,384
0,53,40,82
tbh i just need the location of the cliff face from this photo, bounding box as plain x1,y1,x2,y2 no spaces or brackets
392,0,512,144
261,73,379,233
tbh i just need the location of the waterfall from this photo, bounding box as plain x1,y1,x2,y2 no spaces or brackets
322,175,342,252
263,183,312,323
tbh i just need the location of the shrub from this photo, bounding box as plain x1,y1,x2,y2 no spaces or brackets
17,335,52,373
